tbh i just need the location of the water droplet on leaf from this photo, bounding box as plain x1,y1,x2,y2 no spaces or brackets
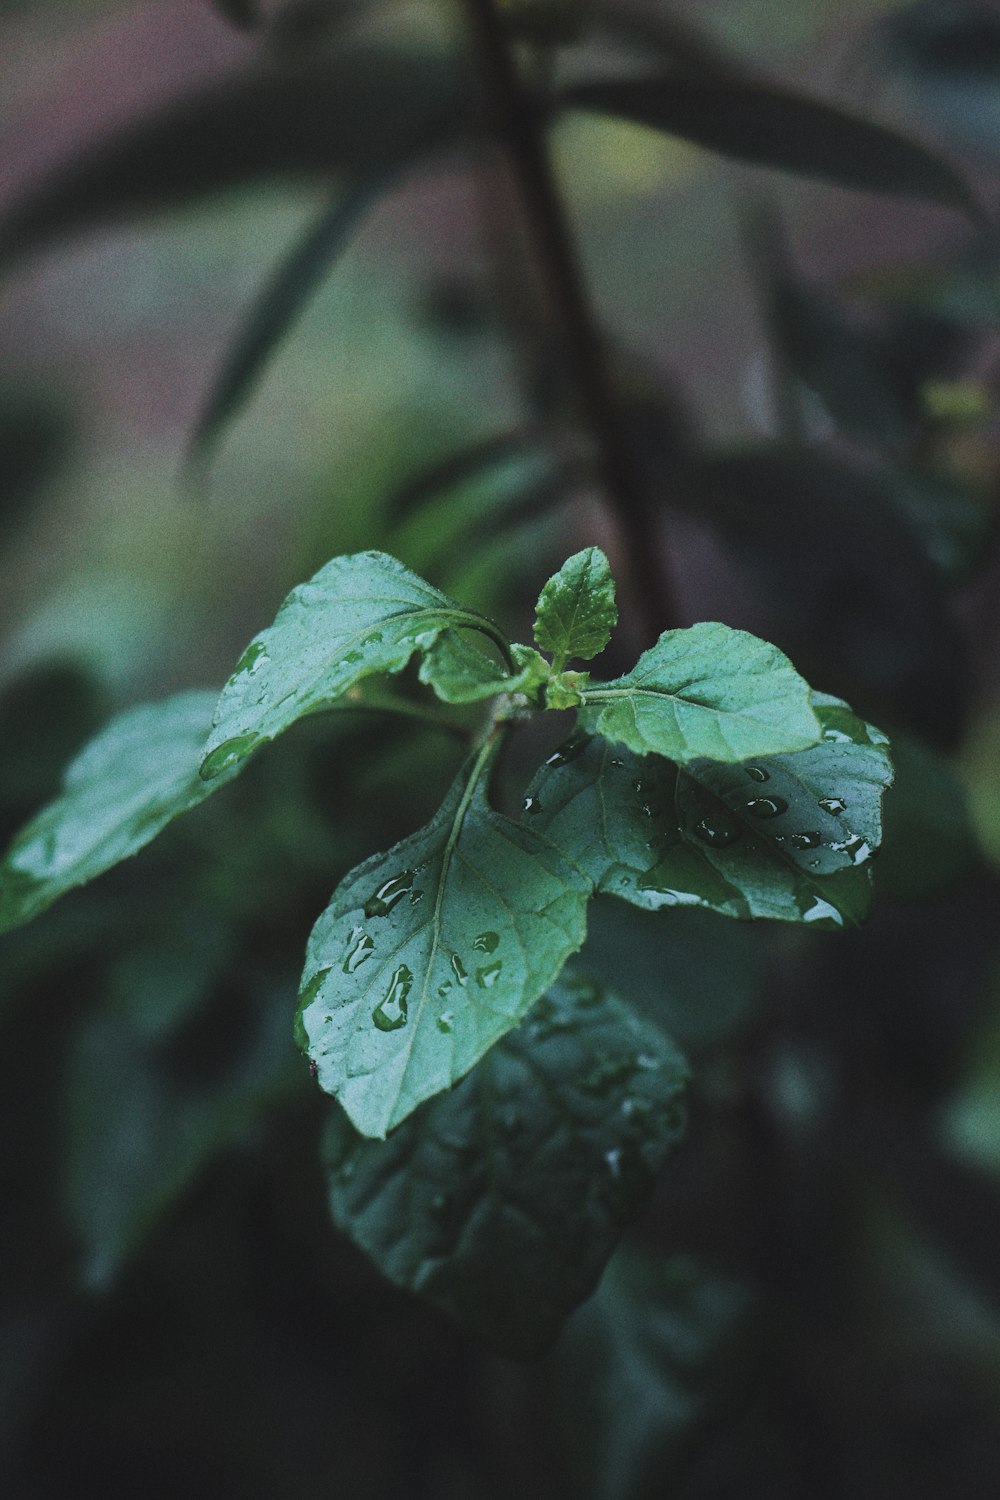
436,1010,454,1034
342,926,375,973
693,813,742,847
523,795,542,816
364,870,414,918
372,965,413,1031
476,961,503,988
451,953,468,987
544,732,592,768
788,831,821,850
745,765,769,782
746,796,788,818
819,797,847,815
472,931,499,953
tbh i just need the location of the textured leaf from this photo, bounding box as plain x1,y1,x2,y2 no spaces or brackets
322,972,688,1356
531,697,893,929
188,177,387,471
201,551,512,779
0,692,233,934
0,46,475,271
578,621,820,764
534,546,618,669
297,741,591,1136
563,71,979,217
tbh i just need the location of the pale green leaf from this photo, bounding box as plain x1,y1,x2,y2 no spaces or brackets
534,546,618,669
201,551,511,779
0,691,232,934
531,696,893,929
297,740,591,1137
323,972,688,1356
579,621,821,763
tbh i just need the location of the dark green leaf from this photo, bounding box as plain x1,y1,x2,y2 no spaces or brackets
297,740,591,1137
0,46,475,272
553,1252,750,1500
0,692,234,934
64,984,297,1289
531,697,893,929
322,972,688,1356
200,551,512,780
188,177,387,472
563,71,979,217
534,546,618,669
579,621,821,763
881,1,1000,159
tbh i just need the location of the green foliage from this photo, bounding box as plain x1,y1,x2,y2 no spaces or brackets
2,2,998,1489
323,972,688,1356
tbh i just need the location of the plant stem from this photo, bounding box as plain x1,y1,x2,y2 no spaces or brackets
460,0,680,639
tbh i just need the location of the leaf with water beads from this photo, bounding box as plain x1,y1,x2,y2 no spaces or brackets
296,741,591,1137
201,551,513,779
0,692,237,934
322,972,688,1356
530,695,893,929
578,621,821,765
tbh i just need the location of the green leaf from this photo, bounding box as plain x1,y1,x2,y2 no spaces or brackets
417,633,546,704
552,1251,750,1500
322,972,688,1356
534,546,618,669
201,551,512,779
188,177,387,474
531,697,893,929
0,691,233,934
563,71,980,219
297,739,591,1137
579,621,821,764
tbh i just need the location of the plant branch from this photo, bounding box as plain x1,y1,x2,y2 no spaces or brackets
459,0,681,639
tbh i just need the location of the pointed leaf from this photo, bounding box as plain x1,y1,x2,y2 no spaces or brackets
534,546,618,668
0,46,475,273
563,71,980,218
323,972,688,1356
297,742,591,1137
201,551,512,779
531,696,893,929
0,692,235,934
578,621,821,764
188,177,387,472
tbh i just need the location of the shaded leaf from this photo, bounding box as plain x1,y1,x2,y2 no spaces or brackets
417,633,546,703
201,551,512,780
881,0,1000,159
297,739,591,1137
564,70,979,216
0,45,475,272
188,176,388,471
323,972,688,1356
534,546,618,669
578,621,821,763
531,696,893,930
0,692,235,934
552,1252,750,1500
64,983,297,1290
